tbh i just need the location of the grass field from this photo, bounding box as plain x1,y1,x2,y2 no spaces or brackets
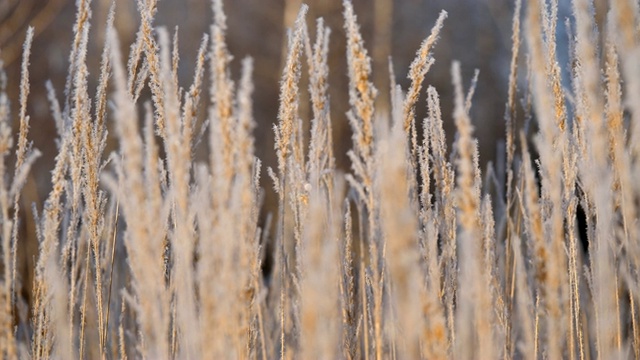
1,0,640,358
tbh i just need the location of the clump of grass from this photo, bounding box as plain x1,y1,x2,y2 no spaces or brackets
1,0,640,358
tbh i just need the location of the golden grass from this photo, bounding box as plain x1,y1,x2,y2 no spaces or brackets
1,0,640,358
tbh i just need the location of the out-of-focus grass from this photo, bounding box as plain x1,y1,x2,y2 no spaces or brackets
1,0,639,359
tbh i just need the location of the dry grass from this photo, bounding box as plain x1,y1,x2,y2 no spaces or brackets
1,0,640,359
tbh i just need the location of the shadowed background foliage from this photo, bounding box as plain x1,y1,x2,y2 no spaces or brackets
1,0,523,176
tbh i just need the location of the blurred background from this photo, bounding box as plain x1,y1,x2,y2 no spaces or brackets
0,0,529,175
2,0,602,302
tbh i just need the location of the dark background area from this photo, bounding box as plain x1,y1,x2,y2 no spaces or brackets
1,0,526,181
